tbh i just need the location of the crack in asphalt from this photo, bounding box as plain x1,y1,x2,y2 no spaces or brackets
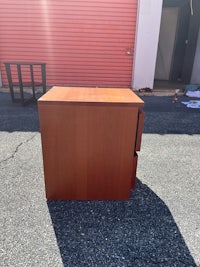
0,133,37,166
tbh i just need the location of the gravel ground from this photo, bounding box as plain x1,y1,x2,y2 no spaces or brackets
0,90,199,267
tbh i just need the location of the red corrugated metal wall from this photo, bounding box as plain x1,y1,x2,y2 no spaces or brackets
0,0,137,87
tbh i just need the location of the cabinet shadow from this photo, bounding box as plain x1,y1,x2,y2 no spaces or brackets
47,179,196,267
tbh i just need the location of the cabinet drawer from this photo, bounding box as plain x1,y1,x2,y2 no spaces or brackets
135,110,144,151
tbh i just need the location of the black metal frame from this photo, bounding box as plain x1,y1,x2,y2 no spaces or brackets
4,62,46,105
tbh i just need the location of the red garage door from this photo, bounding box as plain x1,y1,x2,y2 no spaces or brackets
0,0,137,87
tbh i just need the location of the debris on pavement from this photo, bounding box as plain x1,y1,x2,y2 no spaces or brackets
138,87,153,93
181,100,200,108
173,89,180,103
184,84,200,98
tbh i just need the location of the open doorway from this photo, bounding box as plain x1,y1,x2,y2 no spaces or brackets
154,0,200,89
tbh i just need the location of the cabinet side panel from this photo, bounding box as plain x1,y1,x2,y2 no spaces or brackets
38,103,89,199
38,103,138,200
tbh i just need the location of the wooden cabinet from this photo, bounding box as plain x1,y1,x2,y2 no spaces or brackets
38,87,144,200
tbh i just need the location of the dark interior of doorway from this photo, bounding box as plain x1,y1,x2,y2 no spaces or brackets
154,0,200,89
154,80,186,90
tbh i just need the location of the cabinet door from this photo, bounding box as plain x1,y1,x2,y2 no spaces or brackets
135,110,144,151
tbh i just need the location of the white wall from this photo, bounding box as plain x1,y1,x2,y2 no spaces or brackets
191,26,200,84
132,0,163,90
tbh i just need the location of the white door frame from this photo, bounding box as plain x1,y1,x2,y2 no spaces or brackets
132,0,163,90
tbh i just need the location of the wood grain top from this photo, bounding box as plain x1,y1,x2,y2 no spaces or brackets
38,87,144,106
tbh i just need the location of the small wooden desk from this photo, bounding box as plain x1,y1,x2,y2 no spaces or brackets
38,87,144,200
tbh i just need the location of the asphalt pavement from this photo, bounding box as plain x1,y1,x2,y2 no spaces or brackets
0,90,199,267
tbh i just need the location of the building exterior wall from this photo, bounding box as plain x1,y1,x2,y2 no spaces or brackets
0,0,137,88
132,0,163,90
0,71,2,87
191,26,200,84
